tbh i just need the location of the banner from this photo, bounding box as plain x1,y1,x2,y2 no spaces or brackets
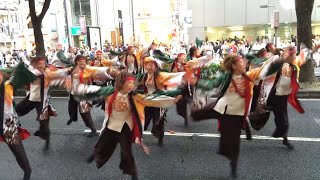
79,15,86,35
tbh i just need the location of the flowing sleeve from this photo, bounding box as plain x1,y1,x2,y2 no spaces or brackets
85,65,113,80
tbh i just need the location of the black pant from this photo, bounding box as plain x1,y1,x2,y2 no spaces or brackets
191,103,242,163
94,123,136,175
144,107,165,140
68,94,95,130
4,134,31,174
15,96,50,140
269,95,289,138
219,115,243,162
176,97,188,121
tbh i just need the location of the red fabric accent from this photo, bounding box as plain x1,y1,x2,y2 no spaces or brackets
107,89,119,115
131,113,142,144
288,69,305,113
231,74,251,128
0,128,30,142
125,76,135,81
80,69,84,84
174,61,186,72
90,60,95,66
96,50,103,54
26,84,30,91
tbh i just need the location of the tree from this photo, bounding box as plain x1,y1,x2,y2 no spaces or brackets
28,0,52,58
295,0,316,83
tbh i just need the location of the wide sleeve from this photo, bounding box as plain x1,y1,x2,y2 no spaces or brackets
85,65,113,80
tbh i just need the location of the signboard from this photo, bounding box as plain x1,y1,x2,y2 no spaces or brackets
87,27,101,50
183,10,192,27
71,27,81,35
79,15,86,35
271,10,280,28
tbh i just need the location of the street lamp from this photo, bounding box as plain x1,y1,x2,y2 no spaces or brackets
260,4,279,48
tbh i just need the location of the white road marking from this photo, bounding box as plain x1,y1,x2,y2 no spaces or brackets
83,130,320,142
314,117,320,125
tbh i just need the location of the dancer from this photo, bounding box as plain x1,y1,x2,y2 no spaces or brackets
191,53,281,178
137,57,185,146
15,58,69,150
123,46,139,75
171,53,190,127
66,55,116,137
249,45,311,149
0,65,41,180
76,70,181,180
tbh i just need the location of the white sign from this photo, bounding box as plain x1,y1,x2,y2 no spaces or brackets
271,10,280,28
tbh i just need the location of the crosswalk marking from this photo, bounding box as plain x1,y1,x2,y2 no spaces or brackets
84,130,320,142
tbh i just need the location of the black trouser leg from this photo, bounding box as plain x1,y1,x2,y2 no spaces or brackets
6,135,32,179
80,111,96,130
94,128,119,169
15,96,37,117
68,94,78,123
191,102,222,121
271,95,289,138
119,124,137,176
144,107,153,130
176,98,188,126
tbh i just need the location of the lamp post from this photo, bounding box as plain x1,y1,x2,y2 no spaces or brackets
260,5,279,48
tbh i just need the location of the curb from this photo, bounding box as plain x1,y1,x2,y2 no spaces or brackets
296,90,320,99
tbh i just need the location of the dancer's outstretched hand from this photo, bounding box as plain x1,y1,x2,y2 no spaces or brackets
174,95,183,103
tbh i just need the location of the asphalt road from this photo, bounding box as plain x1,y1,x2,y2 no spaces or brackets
1,98,320,180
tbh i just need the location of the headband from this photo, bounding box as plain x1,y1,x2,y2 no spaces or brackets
128,46,134,50
77,57,87,62
289,49,296,55
234,56,243,64
177,53,186,58
125,76,135,81
37,58,46,62
96,50,103,54
262,51,268,55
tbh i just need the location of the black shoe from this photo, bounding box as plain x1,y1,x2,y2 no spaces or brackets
67,119,73,125
87,129,97,137
23,170,31,180
158,138,163,147
86,154,95,164
44,140,50,151
34,131,39,136
246,130,252,140
132,174,139,180
230,161,237,179
283,138,294,150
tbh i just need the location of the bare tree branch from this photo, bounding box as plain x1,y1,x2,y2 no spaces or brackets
39,0,52,20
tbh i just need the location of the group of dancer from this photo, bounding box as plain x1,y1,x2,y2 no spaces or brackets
0,42,312,179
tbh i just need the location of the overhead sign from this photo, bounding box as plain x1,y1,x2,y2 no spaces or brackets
71,27,81,35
